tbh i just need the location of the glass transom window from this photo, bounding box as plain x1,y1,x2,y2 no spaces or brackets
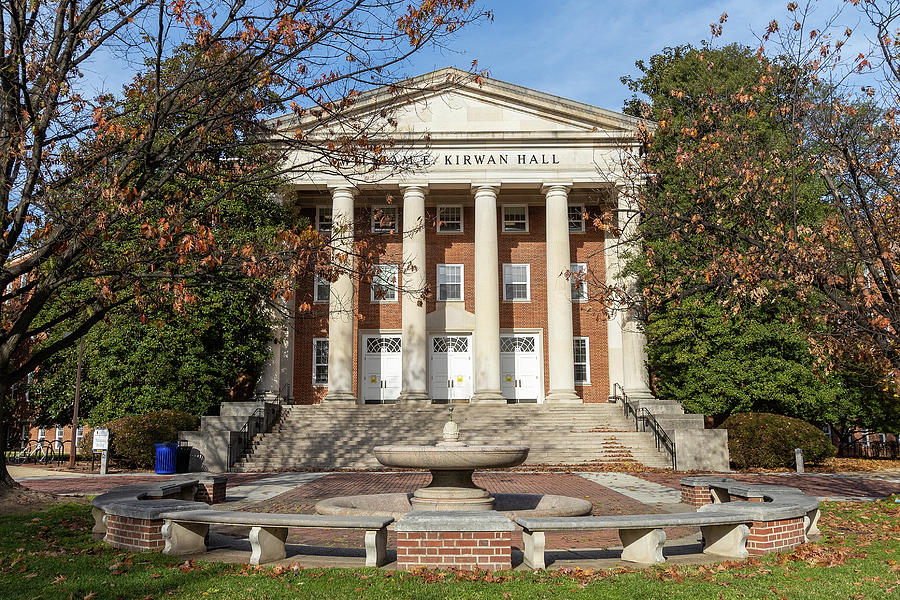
574,337,589,384
502,205,528,232
313,339,328,385
503,263,530,301
437,264,464,301
571,263,588,302
568,205,585,232
437,206,463,233
371,264,399,302
371,205,398,233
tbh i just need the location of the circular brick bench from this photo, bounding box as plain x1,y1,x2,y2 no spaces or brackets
514,478,821,568
91,476,392,566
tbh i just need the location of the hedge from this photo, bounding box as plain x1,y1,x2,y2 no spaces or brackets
720,412,836,469
80,410,199,469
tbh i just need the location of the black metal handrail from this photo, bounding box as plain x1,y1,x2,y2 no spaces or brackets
612,383,677,470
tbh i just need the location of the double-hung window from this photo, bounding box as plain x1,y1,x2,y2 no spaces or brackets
502,264,530,301
573,338,590,384
316,206,332,232
571,263,588,302
371,264,399,302
437,206,463,233
437,264,464,301
568,205,586,232
502,206,528,232
371,205,398,233
312,339,329,385
55,426,64,441
314,275,331,303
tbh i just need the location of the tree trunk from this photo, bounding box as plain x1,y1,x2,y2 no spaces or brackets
0,387,19,489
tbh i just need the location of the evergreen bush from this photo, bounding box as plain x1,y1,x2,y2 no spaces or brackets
80,410,199,469
721,412,835,469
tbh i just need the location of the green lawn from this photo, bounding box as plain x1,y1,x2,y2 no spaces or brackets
1,499,898,599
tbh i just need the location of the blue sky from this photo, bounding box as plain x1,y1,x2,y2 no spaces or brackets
82,1,861,113
406,0,815,111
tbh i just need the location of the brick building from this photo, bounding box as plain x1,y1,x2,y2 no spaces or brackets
254,68,656,408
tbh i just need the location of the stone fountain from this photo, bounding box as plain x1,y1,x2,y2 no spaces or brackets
315,408,592,520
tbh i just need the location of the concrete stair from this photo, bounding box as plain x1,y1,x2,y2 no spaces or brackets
235,403,676,471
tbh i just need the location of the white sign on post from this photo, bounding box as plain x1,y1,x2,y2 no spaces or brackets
92,428,109,451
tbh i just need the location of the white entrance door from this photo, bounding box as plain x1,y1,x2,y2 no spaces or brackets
429,335,473,402
500,334,541,403
362,335,402,404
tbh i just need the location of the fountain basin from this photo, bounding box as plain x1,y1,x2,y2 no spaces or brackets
315,492,593,522
373,445,529,470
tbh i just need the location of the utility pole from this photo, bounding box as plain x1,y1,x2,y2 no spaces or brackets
68,337,84,469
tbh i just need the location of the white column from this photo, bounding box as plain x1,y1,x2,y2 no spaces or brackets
323,185,358,403
617,186,654,400
398,185,430,403
471,184,505,404
543,184,581,403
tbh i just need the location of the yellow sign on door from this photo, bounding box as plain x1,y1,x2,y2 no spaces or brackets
370,375,378,383
504,374,513,382
456,375,464,383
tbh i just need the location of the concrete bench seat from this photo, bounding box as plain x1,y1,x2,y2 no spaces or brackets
516,512,753,568
159,509,394,566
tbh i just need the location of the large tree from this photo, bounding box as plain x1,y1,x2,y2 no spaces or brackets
621,44,845,423
0,0,488,487
615,2,900,432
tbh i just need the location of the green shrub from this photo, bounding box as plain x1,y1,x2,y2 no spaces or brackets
80,410,199,469
720,412,836,469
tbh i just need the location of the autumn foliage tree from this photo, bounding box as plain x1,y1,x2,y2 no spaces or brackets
0,0,488,486
619,1,900,432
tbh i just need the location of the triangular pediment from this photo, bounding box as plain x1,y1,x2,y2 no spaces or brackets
276,67,646,138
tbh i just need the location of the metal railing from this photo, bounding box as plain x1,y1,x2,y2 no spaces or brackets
612,383,677,470
227,387,288,472
839,440,898,460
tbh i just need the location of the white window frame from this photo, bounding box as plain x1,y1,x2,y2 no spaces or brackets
371,205,398,233
436,205,464,233
436,264,464,301
37,427,45,440
371,264,399,303
571,263,588,302
76,426,84,444
314,275,330,304
316,206,332,232
312,338,329,386
502,263,531,301
573,337,590,384
568,204,586,233
502,205,529,233
55,426,64,441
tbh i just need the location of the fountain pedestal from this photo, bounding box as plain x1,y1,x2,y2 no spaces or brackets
410,468,494,511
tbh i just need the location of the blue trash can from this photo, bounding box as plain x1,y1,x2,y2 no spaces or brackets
154,442,178,475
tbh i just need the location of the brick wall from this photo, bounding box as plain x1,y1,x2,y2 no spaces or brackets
396,531,512,571
293,192,612,404
746,517,806,554
104,515,164,552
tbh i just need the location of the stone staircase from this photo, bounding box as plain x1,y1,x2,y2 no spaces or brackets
234,403,676,471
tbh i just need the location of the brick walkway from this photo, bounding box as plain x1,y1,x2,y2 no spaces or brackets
20,473,270,495
638,472,900,498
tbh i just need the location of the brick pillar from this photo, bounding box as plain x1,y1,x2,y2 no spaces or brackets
105,515,165,552
746,517,806,554
394,511,515,571
195,474,227,504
